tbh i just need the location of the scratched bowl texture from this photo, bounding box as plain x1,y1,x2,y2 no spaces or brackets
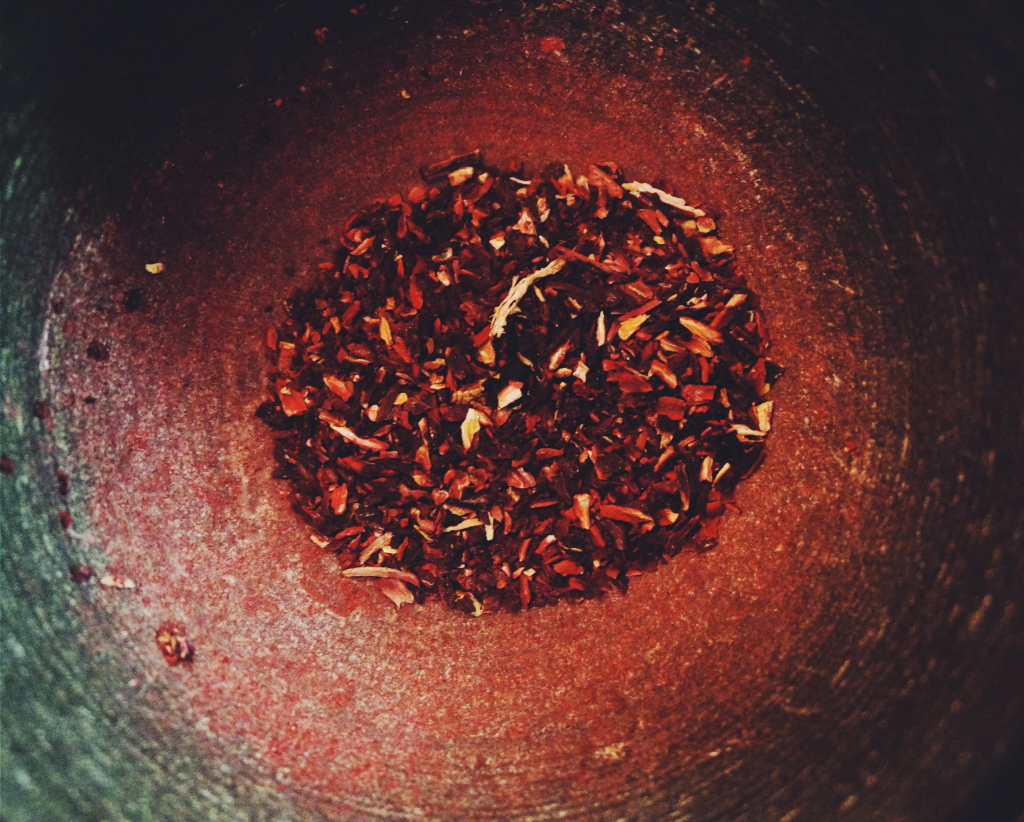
3,1,1023,821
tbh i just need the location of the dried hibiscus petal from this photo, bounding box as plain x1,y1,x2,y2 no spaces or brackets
260,154,780,614
376,578,416,609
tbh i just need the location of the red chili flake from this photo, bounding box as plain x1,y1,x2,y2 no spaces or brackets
607,371,654,393
258,154,780,614
59,510,74,530
155,621,194,666
552,559,584,576
0,455,15,475
276,382,308,416
69,565,93,583
57,470,70,495
599,504,654,525
328,483,349,515
655,396,689,420
540,36,566,54
680,384,717,404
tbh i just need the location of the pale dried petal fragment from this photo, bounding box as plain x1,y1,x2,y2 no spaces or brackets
548,339,572,370
342,566,420,586
477,338,496,365
490,258,565,338
572,493,592,529
622,181,705,217
379,316,393,345
700,455,715,482
451,381,487,404
376,578,415,608
497,382,524,408
679,316,724,343
649,358,677,388
572,359,589,382
511,207,537,235
326,421,389,452
596,311,607,346
444,518,484,532
351,235,376,256
732,423,768,442
448,166,475,186
753,401,774,432
100,574,136,589
617,314,649,340
683,337,715,358
461,407,482,450
360,531,393,564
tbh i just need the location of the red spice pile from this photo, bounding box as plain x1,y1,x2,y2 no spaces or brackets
258,152,780,615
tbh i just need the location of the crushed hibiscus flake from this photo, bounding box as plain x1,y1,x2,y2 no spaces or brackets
257,154,781,615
